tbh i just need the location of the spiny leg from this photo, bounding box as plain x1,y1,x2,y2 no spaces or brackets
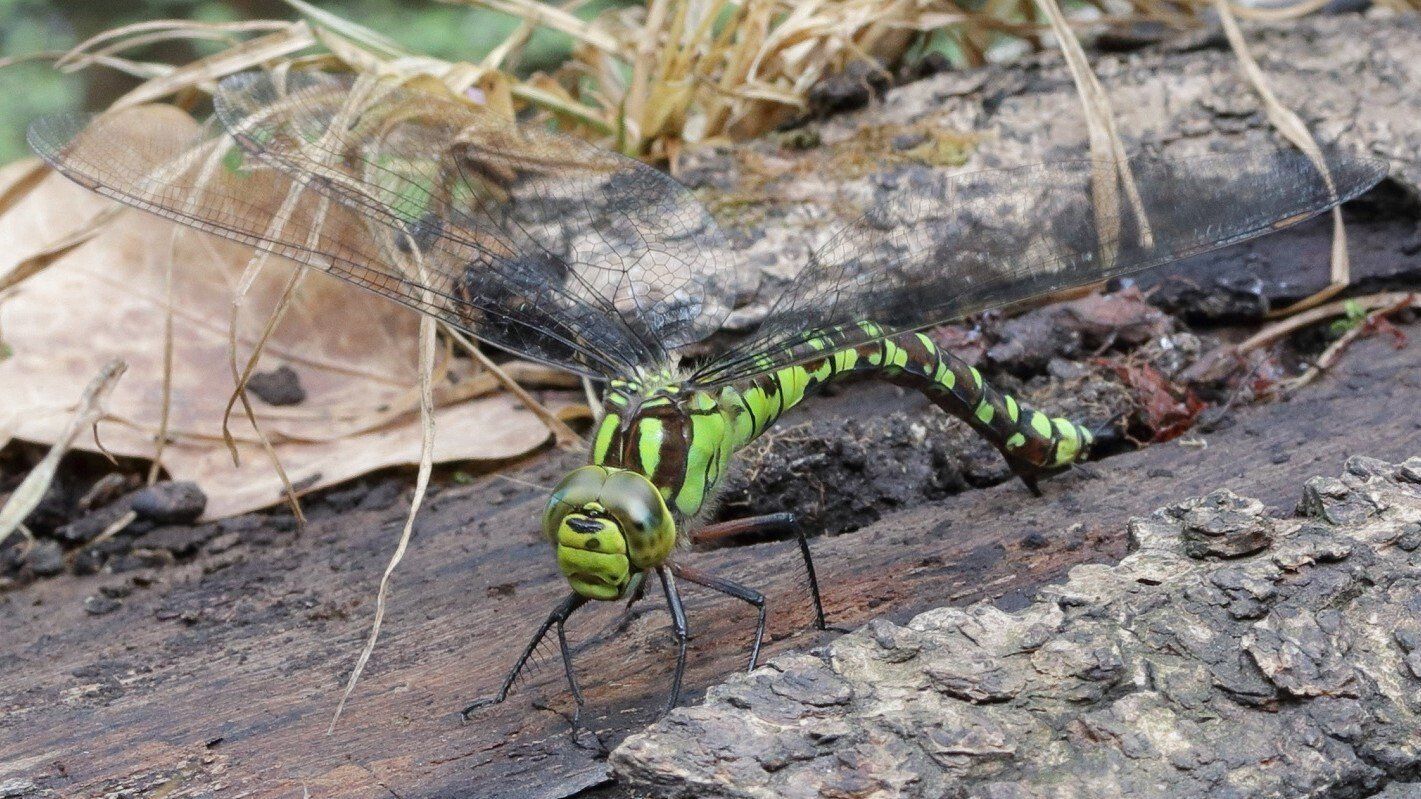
461,591,588,719
672,563,767,672
555,607,586,720
553,605,605,751
692,512,827,630
656,567,690,714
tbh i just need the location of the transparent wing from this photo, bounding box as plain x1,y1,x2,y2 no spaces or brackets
212,70,734,363
691,148,1387,387
29,107,641,378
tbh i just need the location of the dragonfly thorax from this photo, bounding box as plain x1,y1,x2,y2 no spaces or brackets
591,379,740,523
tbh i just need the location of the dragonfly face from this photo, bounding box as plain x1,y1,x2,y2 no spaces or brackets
543,465,676,600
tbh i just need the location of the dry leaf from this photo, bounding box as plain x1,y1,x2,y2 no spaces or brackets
0,108,573,519
0,159,116,290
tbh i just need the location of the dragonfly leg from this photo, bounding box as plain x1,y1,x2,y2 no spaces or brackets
554,605,607,751
672,563,767,672
460,591,588,720
656,567,690,714
692,512,827,630
1008,461,1045,498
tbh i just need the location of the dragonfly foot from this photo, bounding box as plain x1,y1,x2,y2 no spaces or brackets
567,703,607,753
460,696,501,720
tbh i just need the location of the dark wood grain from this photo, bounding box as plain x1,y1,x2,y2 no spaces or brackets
1,332,1417,799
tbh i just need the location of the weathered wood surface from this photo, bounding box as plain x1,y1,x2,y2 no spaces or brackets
614,455,1421,799
1,331,1417,799
677,13,1421,335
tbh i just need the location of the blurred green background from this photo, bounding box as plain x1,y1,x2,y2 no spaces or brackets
0,0,621,164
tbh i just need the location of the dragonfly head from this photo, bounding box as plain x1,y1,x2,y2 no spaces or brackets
543,465,676,601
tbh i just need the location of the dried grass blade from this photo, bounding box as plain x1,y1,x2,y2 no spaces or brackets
219,227,311,523
510,83,615,136
0,159,52,218
1215,0,1349,317
1032,0,1153,265
0,205,123,292
444,325,583,448
582,376,604,419
1228,0,1331,21
58,54,173,81
1285,293,1418,391
1235,290,1418,354
330,241,439,732
148,229,179,485
283,0,409,58
111,23,318,109
57,19,290,69
72,510,138,561
457,0,621,52
0,360,126,541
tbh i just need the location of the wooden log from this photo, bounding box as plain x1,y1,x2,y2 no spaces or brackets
0,326,1416,799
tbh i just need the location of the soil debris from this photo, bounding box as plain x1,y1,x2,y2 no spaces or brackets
245,364,307,406
129,481,207,525
24,539,63,577
807,60,891,117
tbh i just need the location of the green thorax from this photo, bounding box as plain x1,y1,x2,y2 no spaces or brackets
586,331,907,521
588,370,744,522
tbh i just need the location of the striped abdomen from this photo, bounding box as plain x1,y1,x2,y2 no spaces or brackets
589,323,1096,522
719,323,1095,490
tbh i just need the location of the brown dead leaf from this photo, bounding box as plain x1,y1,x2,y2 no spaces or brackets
0,107,577,519
1105,360,1207,443
0,159,117,291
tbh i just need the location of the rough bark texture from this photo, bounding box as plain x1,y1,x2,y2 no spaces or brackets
679,11,1420,335
613,454,1421,798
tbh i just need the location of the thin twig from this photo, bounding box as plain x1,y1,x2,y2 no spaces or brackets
71,510,140,563
1285,293,1417,392
330,239,439,732
443,325,584,449
1216,0,1350,318
0,360,127,541
148,228,179,485
1235,291,1417,354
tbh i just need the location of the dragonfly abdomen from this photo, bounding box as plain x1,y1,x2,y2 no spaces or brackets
725,323,1095,480
588,322,1096,525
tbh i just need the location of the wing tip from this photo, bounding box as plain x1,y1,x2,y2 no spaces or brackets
26,113,103,189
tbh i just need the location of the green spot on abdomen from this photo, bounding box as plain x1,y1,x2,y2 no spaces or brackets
934,360,955,389
1029,411,1053,438
888,343,909,369
975,401,995,424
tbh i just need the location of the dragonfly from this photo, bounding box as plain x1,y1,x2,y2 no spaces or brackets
30,70,1385,727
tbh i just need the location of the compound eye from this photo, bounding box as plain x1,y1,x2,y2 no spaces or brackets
543,466,610,541
602,470,675,567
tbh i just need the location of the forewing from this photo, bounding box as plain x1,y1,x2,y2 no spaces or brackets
28,105,648,379
212,70,734,360
692,149,1387,386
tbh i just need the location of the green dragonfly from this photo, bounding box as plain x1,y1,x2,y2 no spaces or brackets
30,70,1385,726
